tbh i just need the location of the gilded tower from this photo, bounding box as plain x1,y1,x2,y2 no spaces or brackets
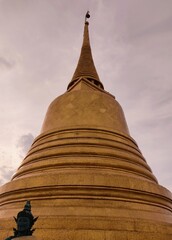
0,14,172,240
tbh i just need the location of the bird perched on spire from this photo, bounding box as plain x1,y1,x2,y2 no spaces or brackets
85,11,90,23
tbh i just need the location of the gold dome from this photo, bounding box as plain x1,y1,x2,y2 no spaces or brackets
41,80,129,135
0,15,172,240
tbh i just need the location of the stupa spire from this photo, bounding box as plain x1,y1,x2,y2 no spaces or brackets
67,11,104,89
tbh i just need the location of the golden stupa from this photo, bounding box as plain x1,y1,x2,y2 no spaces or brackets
0,14,172,240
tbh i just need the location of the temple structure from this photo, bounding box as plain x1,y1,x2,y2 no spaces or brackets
0,14,172,240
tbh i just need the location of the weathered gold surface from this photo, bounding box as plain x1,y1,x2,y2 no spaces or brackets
0,20,172,240
14,237,37,240
41,80,129,135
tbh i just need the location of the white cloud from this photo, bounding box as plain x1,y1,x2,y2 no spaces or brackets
0,165,15,186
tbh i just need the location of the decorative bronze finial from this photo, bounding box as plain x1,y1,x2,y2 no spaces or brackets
67,10,104,90
24,200,31,213
5,200,38,239
85,11,90,23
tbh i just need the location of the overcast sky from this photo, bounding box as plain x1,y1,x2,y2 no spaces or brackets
0,0,172,192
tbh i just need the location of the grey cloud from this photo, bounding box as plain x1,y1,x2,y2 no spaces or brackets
0,57,14,69
140,116,172,132
128,15,172,41
156,90,172,107
17,133,34,157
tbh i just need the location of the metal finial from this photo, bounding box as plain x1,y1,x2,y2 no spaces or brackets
85,11,90,23
24,200,31,212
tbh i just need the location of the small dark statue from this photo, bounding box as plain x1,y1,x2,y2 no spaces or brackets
5,200,38,239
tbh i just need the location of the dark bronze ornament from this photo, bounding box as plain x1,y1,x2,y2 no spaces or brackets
5,200,38,239
85,11,90,23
